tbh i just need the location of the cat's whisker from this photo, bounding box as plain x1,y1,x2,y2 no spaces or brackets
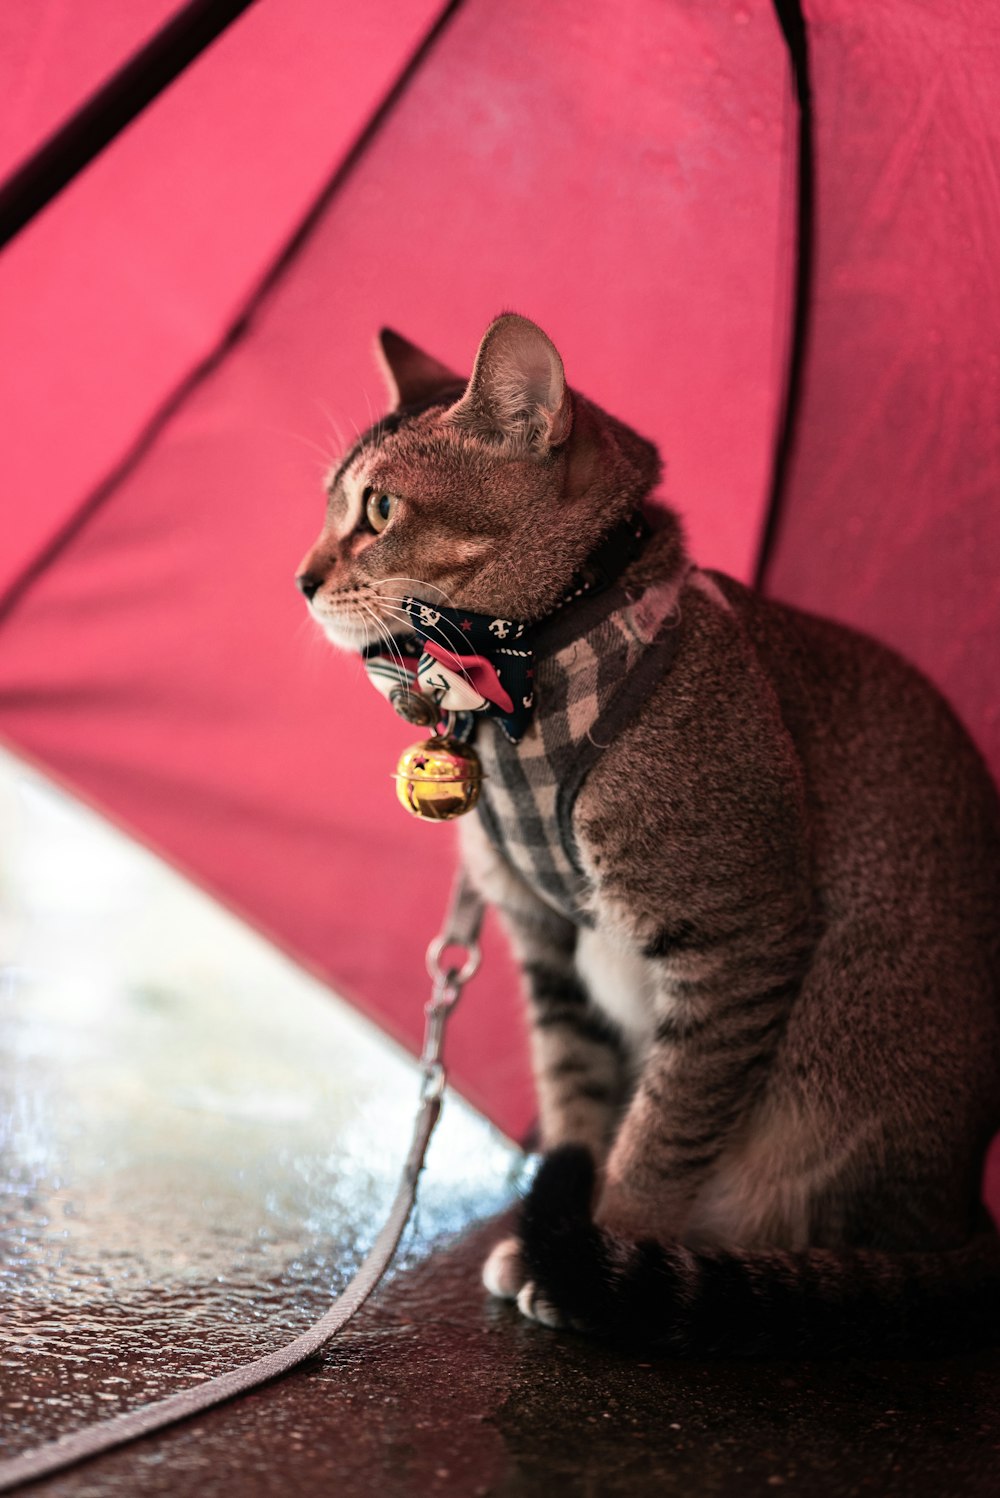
377,599,466,646
264,425,340,473
359,387,389,458
375,584,478,659
346,412,368,453
360,609,402,678
376,577,462,609
375,595,472,642
391,617,476,676
315,398,346,457
377,602,449,649
353,608,389,689
360,603,412,681
359,600,402,657
377,604,481,692
361,386,373,426
360,608,391,667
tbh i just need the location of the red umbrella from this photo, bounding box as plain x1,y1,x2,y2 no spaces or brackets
1,1,996,1213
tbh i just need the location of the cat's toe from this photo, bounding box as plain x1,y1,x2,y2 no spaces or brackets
482,1235,526,1300
516,1279,566,1329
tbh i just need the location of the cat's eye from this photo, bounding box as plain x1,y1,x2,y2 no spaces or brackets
364,489,398,534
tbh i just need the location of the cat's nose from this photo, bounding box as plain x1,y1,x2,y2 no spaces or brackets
296,572,323,601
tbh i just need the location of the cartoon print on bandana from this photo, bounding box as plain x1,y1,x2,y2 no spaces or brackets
416,652,489,713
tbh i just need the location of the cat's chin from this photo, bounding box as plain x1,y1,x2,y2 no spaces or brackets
316,614,371,652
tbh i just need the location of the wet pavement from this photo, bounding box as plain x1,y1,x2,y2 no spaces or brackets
3,750,1000,1496
5,1208,1000,1497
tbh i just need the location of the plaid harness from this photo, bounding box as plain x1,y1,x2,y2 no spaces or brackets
474,572,688,925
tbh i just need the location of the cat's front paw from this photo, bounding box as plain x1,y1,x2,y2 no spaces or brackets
481,1235,526,1300
483,1237,571,1329
516,1279,568,1329
513,1144,602,1335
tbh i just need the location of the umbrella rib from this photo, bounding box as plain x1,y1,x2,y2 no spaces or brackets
755,0,817,591
0,0,262,253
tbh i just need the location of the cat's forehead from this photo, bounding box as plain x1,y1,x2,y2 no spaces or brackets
327,392,464,493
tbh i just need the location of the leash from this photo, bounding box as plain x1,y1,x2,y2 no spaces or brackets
0,875,485,1493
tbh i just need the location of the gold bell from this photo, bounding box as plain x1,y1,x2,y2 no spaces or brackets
394,735,483,821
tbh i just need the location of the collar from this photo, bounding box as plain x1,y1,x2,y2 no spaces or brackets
363,510,650,742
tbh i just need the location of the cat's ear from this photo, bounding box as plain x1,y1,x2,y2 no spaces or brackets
376,328,461,408
445,313,573,453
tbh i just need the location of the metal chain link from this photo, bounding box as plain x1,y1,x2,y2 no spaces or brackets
421,932,481,1102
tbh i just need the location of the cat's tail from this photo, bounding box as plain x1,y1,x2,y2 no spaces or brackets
518,1146,1000,1356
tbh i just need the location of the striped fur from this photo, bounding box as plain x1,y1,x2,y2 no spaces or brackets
300,314,1000,1355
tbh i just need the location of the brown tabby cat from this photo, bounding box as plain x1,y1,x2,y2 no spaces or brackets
297,312,1000,1353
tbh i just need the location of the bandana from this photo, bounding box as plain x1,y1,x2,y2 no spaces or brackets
362,511,650,743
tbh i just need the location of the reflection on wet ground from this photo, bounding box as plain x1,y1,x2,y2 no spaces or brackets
3,748,1000,1496
0,750,520,1457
